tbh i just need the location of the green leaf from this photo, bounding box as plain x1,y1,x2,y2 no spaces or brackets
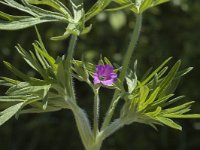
6,82,51,99
163,114,200,119
139,85,149,105
85,62,95,76
70,0,84,22
51,0,88,40
56,61,67,90
146,106,162,117
140,0,153,13
106,3,134,12
162,101,194,114
80,24,93,35
22,0,66,17
16,45,38,70
42,95,48,110
33,42,56,70
158,60,181,97
141,67,153,81
0,77,20,86
141,57,172,86
176,67,193,78
72,61,89,81
34,26,47,52
6,82,28,95
0,11,28,21
33,37,56,75
0,16,61,30
153,74,159,88
152,0,171,7
0,0,69,33
126,77,137,93
3,61,31,81
126,61,137,94
140,0,171,13
151,94,174,107
114,0,171,14
0,102,24,126
0,96,25,102
16,44,48,79
157,67,168,78
34,45,49,70
20,106,61,114
161,78,180,97
162,95,185,107
142,87,160,109
85,0,113,21
114,0,138,14
26,0,72,19
0,0,37,16
104,57,113,66
50,26,73,41
155,116,182,130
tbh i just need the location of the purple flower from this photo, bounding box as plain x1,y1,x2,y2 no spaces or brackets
93,64,117,86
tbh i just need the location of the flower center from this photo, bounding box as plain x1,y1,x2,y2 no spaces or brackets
99,75,107,81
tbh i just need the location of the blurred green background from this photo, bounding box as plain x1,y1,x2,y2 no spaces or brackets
0,0,200,149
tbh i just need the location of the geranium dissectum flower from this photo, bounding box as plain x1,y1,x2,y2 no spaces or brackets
93,64,117,86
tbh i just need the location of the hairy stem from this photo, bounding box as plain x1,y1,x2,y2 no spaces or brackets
67,98,93,150
101,14,142,130
119,14,142,82
66,35,77,101
65,35,94,148
100,119,124,141
93,88,100,137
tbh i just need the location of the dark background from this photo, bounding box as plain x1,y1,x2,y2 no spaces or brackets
0,0,200,150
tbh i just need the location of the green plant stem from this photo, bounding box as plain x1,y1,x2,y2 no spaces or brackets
101,14,142,130
93,88,100,137
65,35,95,150
119,14,142,82
87,141,102,150
66,35,77,101
66,98,93,150
100,119,124,140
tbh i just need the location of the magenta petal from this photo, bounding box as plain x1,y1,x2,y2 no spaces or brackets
94,78,101,84
96,65,104,70
111,73,117,79
101,79,114,86
96,65,104,73
103,65,114,74
93,73,101,84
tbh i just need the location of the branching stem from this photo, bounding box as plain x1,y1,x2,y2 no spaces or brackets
101,14,143,130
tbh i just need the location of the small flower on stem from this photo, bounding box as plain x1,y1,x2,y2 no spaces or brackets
93,64,117,86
